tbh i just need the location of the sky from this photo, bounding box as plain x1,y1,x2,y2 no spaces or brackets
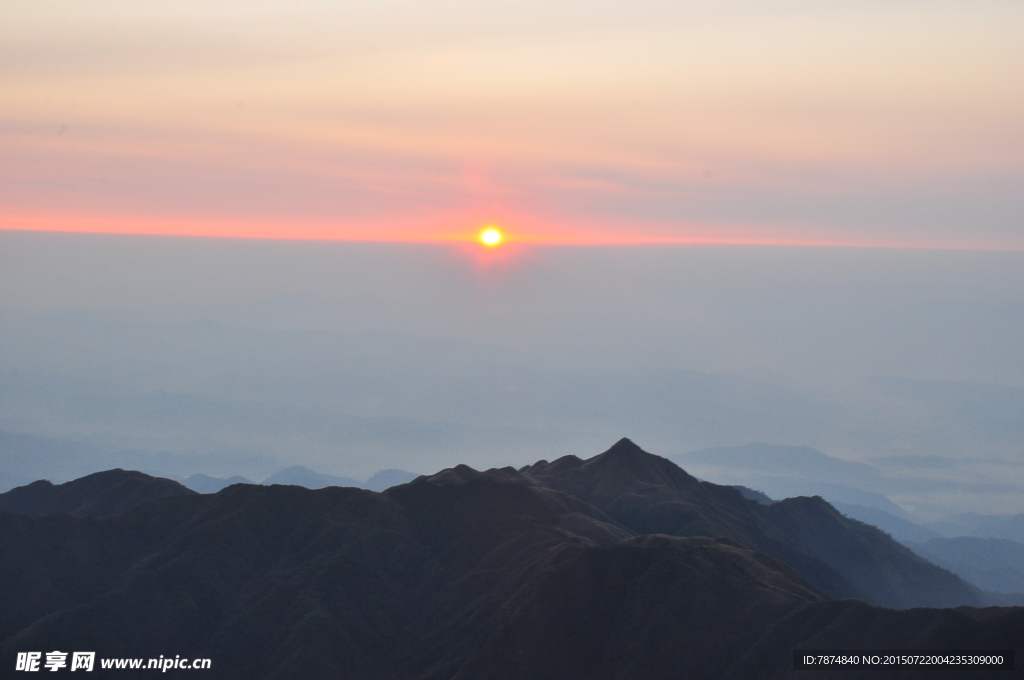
2,0,1022,247
1,1,1022,519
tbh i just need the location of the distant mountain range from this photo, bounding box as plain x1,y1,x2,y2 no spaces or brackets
830,502,941,543
178,473,254,494
905,537,1024,595
364,467,419,491
671,443,911,517
260,465,362,489
928,513,1024,544
1,441,1020,679
184,465,418,492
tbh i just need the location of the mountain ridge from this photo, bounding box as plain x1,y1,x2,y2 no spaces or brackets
0,468,196,518
1,440,1017,679
523,438,977,608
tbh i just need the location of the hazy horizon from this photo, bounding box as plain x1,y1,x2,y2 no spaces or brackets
2,230,1021,521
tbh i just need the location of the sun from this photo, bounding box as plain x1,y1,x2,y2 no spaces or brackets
479,227,503,247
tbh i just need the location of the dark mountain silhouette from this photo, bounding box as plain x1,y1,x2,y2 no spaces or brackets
1,441,1019,679
0,469,195,517
524,439,979,608
260,465,361,488
731,485,774,505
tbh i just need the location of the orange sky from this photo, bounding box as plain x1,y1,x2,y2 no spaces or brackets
2,0,1022,248
2,210,992,251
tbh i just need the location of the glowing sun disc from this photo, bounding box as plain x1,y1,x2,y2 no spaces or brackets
480,228,503,246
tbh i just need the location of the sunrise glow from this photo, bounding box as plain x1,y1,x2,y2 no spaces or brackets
480,228,503,247
0,1,1020,249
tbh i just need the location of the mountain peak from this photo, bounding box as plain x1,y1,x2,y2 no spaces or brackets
593,438,663,471
603,437,645,457
521,439,705,507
